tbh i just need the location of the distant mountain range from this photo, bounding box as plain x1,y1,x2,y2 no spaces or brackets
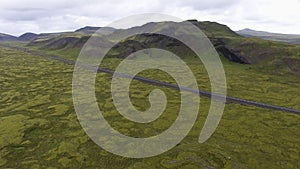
236,28,300,44
2,25,300,45
0,26,115,42
0,33,18,41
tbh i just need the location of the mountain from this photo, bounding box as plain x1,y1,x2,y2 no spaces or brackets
75,26,115,34
27,21,248,62
236,28,300,44
18,33,39,41
2,20,299,76
0,33,17,41
38,36,91,50
75,26,100,32
189,20,240,38
91,20,300,68
24,26,116,49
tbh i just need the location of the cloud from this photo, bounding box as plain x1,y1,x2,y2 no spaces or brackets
0,0,299,36
171,0,239,10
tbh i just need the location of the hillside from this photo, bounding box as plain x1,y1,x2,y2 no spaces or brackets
0,33,17,41
30,20,300,76
18,33,39,41
1,21,300,77
75,26,101,33
75,26,115,34
237,28,300,44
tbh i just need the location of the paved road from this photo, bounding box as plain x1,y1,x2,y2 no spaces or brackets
1,44,300,115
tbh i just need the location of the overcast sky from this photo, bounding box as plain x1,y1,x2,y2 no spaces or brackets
0,0,299,36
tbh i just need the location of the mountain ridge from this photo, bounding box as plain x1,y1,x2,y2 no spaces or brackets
236,28,300,44
1,20,299,77
0,33,17,41
1,24,300,44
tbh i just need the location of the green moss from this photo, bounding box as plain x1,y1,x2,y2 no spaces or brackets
0,114,48,167
0,149,9,166
181,164,199,169
160,158,183,168
0,46,300,168
0,114,29,148
58,157,72,168
48,104,69,116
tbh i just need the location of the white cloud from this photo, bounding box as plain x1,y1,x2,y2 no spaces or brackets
0,0,299,36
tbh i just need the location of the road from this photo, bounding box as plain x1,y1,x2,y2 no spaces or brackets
1,43,300,115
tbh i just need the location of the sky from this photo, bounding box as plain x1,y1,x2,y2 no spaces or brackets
0,0,300,36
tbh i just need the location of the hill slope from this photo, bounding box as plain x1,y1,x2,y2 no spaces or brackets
18,33,39,41
2,21,300,77
75,26,115,34
0,33,17,41
237,28,300,44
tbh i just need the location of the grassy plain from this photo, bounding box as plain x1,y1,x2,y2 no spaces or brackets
0,46,300,168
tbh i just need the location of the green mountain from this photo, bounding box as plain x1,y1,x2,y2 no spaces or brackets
1,21,300,76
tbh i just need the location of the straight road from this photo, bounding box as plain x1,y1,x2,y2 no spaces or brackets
1,44,299,115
